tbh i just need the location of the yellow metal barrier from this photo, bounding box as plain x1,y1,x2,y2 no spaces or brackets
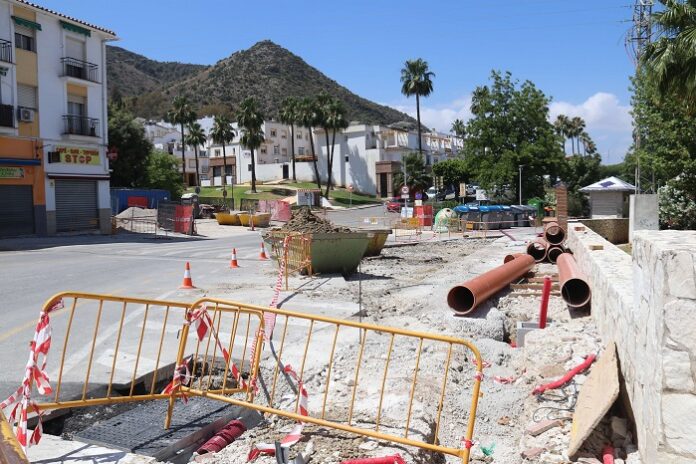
1,410,28,464
25,293,483,463
264,231,313,289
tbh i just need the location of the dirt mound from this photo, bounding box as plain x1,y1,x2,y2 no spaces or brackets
279,207,350,233
116,207,157,219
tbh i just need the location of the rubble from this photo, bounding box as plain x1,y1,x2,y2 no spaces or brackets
277,207,351,234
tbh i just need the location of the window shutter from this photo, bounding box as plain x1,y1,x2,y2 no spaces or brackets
65,37,85,60
17,84,37,109
14,24,34,37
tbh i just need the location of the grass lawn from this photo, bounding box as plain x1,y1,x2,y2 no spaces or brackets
186,182,381,206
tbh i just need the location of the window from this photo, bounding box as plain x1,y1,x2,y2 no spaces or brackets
14,25,35,52
281,148,287,156
274,158,279,164
260,147,267,155
298,147,305,156
296,132,302,139
248,164,252,172
188,160,196,168
232,147,235,154
345,155,349,163
215,149,221,157
67,94,85,116
270,129,277,137
65,37,85,60
213,166,221,177
281,130,287,139
305,134,309,141
273,145,280,155
17,84,37,109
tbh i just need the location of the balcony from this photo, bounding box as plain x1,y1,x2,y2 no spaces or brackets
61,57,100,83
63,115,100,137
0,39,12,63
0,104,14,128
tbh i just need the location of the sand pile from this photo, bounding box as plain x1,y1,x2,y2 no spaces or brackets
279,207,350,234
115,207,157,219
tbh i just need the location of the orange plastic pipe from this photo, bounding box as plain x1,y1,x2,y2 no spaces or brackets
526,239,548,263
544,221,566,245
557,253,592,308
547,245,565,264
503,253,526,264
447,254,535,315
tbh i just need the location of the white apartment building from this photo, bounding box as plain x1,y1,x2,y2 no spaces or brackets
141,118,210,186
0,0,116,236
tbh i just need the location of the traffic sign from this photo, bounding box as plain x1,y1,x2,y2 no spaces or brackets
401,185,409,195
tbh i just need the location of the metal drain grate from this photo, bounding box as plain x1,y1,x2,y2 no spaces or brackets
74,398,246,460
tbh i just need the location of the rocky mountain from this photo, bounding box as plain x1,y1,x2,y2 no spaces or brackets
106,40,416,127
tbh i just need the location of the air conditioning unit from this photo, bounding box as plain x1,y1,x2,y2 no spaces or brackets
18,108,34,122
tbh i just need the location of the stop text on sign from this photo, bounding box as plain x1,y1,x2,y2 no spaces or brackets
56,147,100,165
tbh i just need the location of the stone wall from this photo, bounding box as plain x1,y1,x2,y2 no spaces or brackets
567,224,696,463
579,218,629,244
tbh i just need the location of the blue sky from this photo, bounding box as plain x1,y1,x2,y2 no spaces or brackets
42,0,636,164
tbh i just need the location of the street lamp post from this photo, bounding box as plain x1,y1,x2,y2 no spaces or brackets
518,164,524,205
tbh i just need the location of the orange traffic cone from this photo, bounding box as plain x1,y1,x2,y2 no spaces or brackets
259,242,268,260
230,248,240,268
180,261,196,289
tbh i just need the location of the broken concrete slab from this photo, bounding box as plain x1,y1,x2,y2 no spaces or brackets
526,419,563,437
26,433,156,464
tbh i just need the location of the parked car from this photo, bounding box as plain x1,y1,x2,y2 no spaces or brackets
426,186,438,199
385,198,406,213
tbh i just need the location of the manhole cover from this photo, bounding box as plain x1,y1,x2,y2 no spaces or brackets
75,397,252,460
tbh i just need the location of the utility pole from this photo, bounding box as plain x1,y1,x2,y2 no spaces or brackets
627,0,654,193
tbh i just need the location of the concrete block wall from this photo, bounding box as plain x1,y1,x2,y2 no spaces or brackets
579,218,629,244
567,225,696,463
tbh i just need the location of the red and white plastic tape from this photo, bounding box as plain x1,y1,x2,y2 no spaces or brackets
248,364,308,461
0,298,63,449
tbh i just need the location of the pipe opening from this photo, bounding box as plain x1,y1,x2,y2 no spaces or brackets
547,247,564,264
561,278,591,307
527,242,547,262
447,286,476,315
545,226,566,245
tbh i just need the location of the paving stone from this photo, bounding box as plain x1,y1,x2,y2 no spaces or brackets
525,419,562,437
521,447,544,459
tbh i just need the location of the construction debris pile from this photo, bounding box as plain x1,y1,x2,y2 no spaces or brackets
278,207,351,234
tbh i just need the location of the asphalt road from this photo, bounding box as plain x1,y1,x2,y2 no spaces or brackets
0,228,273,400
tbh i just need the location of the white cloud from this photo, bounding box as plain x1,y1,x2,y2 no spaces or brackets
390,96,473,133
388,91,633,162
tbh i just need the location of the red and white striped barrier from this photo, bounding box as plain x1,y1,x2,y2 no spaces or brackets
0,298,63,449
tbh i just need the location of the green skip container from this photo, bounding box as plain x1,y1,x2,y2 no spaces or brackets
310,232,369,275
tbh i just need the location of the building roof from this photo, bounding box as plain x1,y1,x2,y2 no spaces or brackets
579,176,636,193
13,0,117,38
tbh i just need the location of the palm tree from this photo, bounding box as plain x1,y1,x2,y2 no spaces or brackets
324,98,349,198
315,92,335,196
166,96,196,185
642,0,696,104
296,97,322,189
236,97,264,193
392,152,432,197
279,97,299,182
451,119,465,138
569,116,586,155
209,114,236,202
185,122,207,188
400,58,435,157
553,114,571,153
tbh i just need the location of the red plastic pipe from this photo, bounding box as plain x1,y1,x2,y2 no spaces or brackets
602,445,615,464
532,354,596,395
504,253,526,263
538,275,552,328
196,419,246,454
341,456,406,464
447,254,535,315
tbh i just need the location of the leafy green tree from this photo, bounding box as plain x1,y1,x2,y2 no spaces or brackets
392,153,432,197
323,98,349,198
108,105,153,187
279,97,299,181
432,159,469,196
145,150,184,198
563,153,602,216
209,114,236,200
642,0,696,105
462,71,565,201
627,71,696,193
166,96,196,185
400,58,435,157
185,121,207,187
295,97,322,190
237,97,265,193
